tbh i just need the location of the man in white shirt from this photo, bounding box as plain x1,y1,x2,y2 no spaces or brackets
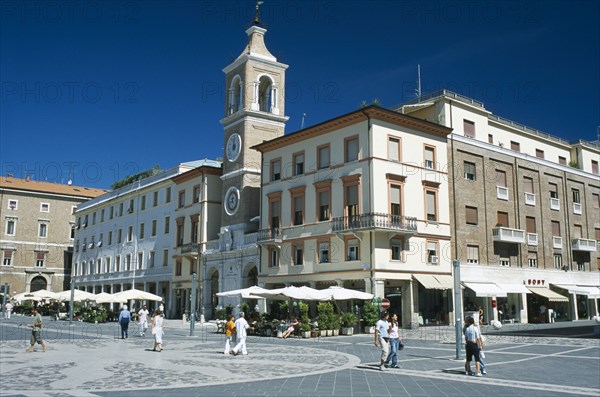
231,312,253,356
5,301,13,319
374,311,390,371
138,305,150,336
464,316,483,376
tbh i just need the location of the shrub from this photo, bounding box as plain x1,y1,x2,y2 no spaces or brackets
317,301,334,330
362,301,379,327
341,312,357,328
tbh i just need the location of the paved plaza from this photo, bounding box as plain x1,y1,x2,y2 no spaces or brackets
0,316,598,397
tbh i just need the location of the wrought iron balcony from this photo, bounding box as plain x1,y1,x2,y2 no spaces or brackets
492,227,526,244
331,213,417,233
181,243,199,255
257,228,282,243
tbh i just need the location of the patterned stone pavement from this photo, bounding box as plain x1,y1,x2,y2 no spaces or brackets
1,316,599,397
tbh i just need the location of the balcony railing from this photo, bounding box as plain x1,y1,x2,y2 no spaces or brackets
527,233,538,246
550,198,560,211
244,232,258,246
492,227,526,244
524,192,536,206
205,240,220,252
332,213,417,233
553,236,562,249
573,202,582,215
257,228,282,243
572,238,596,252
181,243,199,255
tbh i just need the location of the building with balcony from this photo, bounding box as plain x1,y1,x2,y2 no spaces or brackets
397,90,600,324
72,160,216,317
171,163,222,319
253,106,454,328
0,176,106,297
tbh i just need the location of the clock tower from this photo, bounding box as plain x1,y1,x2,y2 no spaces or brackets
220,18,288,234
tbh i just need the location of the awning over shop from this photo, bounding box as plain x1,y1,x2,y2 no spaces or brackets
552,284,595,296
463,282,507,297
414,274,445,290
575,285,600,299
496,284,531,294
527,287,569,302
435,275,454,290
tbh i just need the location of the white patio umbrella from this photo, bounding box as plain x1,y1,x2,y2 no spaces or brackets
94,292,127,304
55,289,97,302
12,292,42,303
31,289,60,300
251,286,331,301
114,288,162,302
324,286,374,301
216,286,270,298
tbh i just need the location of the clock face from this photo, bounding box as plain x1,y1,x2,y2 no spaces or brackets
226,133,242,162
224,186,240,215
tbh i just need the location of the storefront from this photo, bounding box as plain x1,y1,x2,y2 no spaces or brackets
413,274,452,326
526,287,569,323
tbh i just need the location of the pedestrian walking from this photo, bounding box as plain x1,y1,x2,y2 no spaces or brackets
138,305,149,336
223,314,235,354
384,313,400,368
231,311,253,356
374,311,390,371
118,305,131,339
152,309,164,352
5,301,13,319
26,308,46,352
464,316,483,376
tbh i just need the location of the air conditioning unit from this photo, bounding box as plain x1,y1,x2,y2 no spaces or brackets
430,256,439,264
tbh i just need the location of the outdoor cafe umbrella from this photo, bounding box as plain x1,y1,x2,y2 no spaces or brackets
55,289,97,302
94,292,128,304
13,289,58,304
251,286,331,301
114,288,162,302
324,286,374,301
216,286,271,299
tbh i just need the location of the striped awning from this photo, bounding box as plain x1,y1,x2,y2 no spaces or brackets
527,287,569,302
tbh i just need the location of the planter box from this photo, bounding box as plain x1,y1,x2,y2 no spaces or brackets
364,326,375,334
332,329,339,336
341,327,353,335
311,330,319,338
320,330,327,337
326,330,333,336
301,331,311,338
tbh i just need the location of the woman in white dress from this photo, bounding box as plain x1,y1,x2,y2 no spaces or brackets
152,309,164,352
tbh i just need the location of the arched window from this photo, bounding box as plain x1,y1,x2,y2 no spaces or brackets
228,75,243,115
258,75,273,112
30,276,47,292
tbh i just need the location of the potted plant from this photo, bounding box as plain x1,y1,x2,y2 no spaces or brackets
298,301,311,338
362,301,379,334
341,312,357,335
317,302,334,336
331,313,341,336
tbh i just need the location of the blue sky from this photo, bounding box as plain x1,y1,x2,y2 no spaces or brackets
1,0,598,189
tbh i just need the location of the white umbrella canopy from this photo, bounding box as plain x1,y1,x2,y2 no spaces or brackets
55,289,97,302
325,286,374,300
12,292,42,303
114,288,162,302
216,286,270,298
95,292,128,304
251,286,331,301
13,289,58,304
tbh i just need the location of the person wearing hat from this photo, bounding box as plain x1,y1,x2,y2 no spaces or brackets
26,307,46,352
118,305,131,339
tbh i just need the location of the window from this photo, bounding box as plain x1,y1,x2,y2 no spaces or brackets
292,193,304,226
317,145,330,169
463,119,475,138
40,203,49,212
558,156,567,165
3,250,13,266
526,216,536,233
153,191,159,207
499,258,510,267
152,219,157,236
82,238,87,252
465,206,478,225
110,206,114,219
164,216,170,234
466,245,479,264
592,160,599,174
345,136,359,162
391,239,403,261
193,185,201,203
595,227,600,241
293,244,304,266
345,184,359,220
572,189,580,204
427,241,438,264
593,193,600,209
496,170,507,187
510,141,520,152
190,258,197,274
141,195,146,210
388,136,401,161
117,229,122,244
127,225,133,242
497,211,509,227
108,231,113,246
162,249,169,266
7,199,17,210
139,223,145,239
488,134,494,144
178,190,185,208
553,254,563,270
97,258,102,274
70,224,75,239
528,252,538,268
92,212,96,225
573,224,582,239
390,184,402,218
98,233,103,247
535,149,544,159
126,254,132,271
315,181,332,222
36,252,45,267
426,190,437,221
424,145,435,169
551,221,561,237
118,203,123,217
271,159,281,181
175,259,182,276
176,221,184,247
115,255,121,272
190,219,198,243
549,183,558,199
319,240,330,263
105,257,111,273
165,187,171,203
5,219,15,236
269,247,279,268
148,251,155,268
523,177,534,193
464,161,476,180
38,223,48,238
100,209,105,222
346,238,359,261
293,152,304,176
268,193,281,232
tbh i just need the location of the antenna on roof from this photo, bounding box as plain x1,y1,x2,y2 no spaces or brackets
301,113,307,129
415,64,422,98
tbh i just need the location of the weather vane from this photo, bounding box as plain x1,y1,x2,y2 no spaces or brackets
253,1,264,25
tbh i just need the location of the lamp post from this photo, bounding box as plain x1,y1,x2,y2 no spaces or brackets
190,272,197,336
453,259,463,360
